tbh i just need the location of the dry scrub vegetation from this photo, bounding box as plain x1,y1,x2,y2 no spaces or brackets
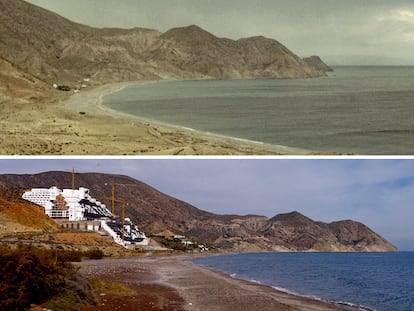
0,245,99,311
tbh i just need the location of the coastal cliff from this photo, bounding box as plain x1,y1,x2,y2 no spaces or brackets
0,171,397,253
0,0,330,96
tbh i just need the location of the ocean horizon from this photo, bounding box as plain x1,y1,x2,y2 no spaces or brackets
102,66,414,155
191,252,414,311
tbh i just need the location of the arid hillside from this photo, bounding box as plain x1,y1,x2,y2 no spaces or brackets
0,188,130,256
0,171,397,253
0,188,58,233
0,0,330,96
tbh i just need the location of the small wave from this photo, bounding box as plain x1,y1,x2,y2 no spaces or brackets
335,301,377,311
335,129,414,136
249,279,262,285
270,287,376,311
271,286,302,297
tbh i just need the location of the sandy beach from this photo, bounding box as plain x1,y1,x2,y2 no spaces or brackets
78,255,349,311
1,81,311,155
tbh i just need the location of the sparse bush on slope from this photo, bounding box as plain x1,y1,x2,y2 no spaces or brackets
0,245,94,311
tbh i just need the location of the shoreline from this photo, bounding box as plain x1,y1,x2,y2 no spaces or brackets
97,82,308,148
59,80,312,155
1,78,340,155
78,254,350,311
1,77,348,155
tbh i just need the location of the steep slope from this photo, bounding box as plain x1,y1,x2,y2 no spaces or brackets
0,57,53,105
0,171,396,252
158,25,326,79
0,0,90,82
327,220,397,252
0,0,162,84
0,0,330,89
0,188,58,232
261,211,339,251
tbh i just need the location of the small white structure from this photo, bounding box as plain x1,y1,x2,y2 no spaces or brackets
22,187,111,221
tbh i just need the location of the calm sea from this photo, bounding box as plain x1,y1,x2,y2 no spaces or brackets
192,252,414,311
102,67,414,154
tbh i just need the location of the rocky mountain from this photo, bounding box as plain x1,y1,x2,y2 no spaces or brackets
0,0,330,94
0,171,397,252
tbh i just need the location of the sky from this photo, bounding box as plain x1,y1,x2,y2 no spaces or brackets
25,0,414,65
0,158,413,251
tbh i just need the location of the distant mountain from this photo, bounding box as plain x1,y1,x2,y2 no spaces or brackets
0,171,397,252
0,0,330,93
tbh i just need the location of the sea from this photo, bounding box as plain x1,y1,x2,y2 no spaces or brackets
102,66,414,154
191,252,414,311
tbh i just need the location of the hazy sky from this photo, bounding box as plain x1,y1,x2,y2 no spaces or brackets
1,158,413,250
25,0,414,65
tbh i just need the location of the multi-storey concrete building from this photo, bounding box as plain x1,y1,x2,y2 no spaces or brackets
22,186,112,221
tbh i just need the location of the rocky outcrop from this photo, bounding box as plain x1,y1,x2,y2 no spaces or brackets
0,0,330,91
0,171,397,253
157,25,326,79
303,56,334,72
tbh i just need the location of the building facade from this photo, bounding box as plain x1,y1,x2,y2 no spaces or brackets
22,186,112,221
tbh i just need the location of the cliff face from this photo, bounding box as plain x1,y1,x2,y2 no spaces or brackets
0,171,397,253
0,0,330,91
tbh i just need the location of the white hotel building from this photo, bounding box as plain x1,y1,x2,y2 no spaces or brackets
22,187,112,221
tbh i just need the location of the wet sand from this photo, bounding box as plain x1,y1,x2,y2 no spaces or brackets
78,255,348,311
1,81,311,155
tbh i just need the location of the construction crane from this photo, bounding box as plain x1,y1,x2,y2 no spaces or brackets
61,168,77,192
106,180,140,216
104,197,126,242
71,168,75,191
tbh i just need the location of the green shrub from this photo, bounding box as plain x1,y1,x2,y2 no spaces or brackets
0,245,78,311
43,278,95,311
57,250,83,262
84,249,104,260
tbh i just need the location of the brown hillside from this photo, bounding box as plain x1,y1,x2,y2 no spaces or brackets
159,25,325,79
0,171,397,253
327,220,397,252
0,57,51,103
0,0,330,89
0,197,58,233
261,211,338,250
0,194,133,256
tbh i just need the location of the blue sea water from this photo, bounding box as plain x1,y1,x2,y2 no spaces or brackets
102,66,414,154
191,252,414,311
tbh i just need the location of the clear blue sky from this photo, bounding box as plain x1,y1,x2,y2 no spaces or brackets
1,158,413,250
26,0,414,65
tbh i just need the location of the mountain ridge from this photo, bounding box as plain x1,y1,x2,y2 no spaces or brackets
0,0,331,95
0,171,397,253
